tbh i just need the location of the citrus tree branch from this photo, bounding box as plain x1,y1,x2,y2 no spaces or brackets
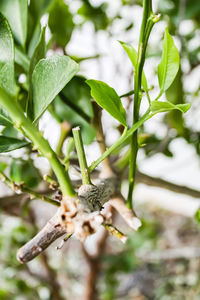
0,87,75,197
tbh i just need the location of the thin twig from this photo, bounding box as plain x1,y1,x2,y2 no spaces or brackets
0,171,60,206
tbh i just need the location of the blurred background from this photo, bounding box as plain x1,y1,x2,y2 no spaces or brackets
0,0,200,299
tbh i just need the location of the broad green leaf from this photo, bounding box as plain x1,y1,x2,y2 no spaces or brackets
0,107,12,127
32,54,79,122
0,0,28,47
0,13,17,95
48,0,74,47
27,27,46,119
119,41,148,91
150,101,191,114
0,136,29,153
86,80,127,127
157,28,179,97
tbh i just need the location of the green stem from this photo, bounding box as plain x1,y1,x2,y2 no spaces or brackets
127,0,153,209
120,90,135,98
114,148,131,171
72,127,91,185
89,110,151,172
0,171,60,206
56,121,70,156
64,137,75,171
0,87,75,197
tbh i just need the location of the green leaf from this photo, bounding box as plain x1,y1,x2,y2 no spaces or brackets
0,107,12,127
0,0,28,47
157,28,180,97
2,126,18,138
0,136,29,153
0,13,17,95
29,27,46,80
119,41,148,91
27,0,53,50
32,54,79,122
48,0,74,47
86,79,127,127
27,27,46,119
150,101,191,114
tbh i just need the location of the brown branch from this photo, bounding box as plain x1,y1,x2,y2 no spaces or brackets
92,102,114,176
83,228,108,300
17,208,66,263
136,171,200,199
13,169,200,264
40,252,65,300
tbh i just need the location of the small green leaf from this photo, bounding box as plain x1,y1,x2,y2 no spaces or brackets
157,28,180,97
32,54,79,122
48,0,74,47
27,27,46,119
0,0,28,47
0,136,29,153
0,107,13,127
119,41,148,91
29,27,46,80
0,13,17,95
86,79,127,127
150,101,191,114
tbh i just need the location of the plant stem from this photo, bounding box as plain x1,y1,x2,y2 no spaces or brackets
127,0,153,209
92,103,113,175
64,137,75,171
104,224,127,243
72,127,91,185
0,87,75,197
89,110,151,172
56,121,71,156
0,171,60,206
120,90,135,98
